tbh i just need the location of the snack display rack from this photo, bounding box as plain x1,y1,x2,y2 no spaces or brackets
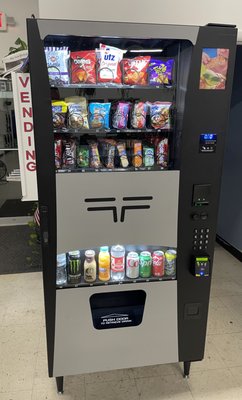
27,18,237,394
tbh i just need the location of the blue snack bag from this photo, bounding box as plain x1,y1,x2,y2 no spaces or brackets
89,103,111,129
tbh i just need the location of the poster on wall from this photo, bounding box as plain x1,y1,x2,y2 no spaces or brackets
11,72,38,201
199,48,229,90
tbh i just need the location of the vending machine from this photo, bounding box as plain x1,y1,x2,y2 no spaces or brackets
27,18,237,393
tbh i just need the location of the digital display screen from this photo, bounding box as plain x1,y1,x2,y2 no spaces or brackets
200,133,217,141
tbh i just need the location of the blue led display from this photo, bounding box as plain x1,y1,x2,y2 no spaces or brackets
200,133,217,141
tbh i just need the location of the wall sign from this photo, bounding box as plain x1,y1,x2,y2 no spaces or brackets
0,12,7,31
12,72,38,201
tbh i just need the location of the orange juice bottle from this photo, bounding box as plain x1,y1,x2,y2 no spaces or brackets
98,246,110,281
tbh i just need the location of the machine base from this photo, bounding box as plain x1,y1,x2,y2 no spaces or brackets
56,376,64,394
183,361,191,378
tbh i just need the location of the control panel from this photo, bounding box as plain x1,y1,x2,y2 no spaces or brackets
193,228,209,251
194,256,210,277
199,133,217,153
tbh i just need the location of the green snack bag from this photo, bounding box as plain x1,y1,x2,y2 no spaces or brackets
77,145,89,167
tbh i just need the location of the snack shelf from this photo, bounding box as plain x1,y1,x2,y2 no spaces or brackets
50,83,175,90
57,274,176,290
56,165,169,173
53,128,173,135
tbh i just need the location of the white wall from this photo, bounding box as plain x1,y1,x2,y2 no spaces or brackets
0,0,39,68
38,0,242,40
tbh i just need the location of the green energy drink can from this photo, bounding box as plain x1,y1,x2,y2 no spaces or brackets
139,251,152,278
68,250,81,283
165,249,177,276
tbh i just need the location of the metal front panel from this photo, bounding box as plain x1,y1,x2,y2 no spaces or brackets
53,281,178,376
56,171,179,254
37,19,199,44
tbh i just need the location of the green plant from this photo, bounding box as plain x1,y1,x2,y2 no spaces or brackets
8,37,28,55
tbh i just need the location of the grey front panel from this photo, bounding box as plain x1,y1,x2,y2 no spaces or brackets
37,19,199,44
56,171,179,253
53,281,178,376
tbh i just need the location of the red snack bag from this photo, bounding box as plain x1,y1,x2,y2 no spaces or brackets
54,139,62,169
123,56,150,85
71,51,96,84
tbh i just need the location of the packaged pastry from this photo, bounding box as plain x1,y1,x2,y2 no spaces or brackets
99,139,116,168
89,102,111,129
149,102,172,130
70,50,96,84
132,141,142,167
65,96,89,129
143,146,155,167
131,102,148,129
112,102,130,129
62,139,76,168
44,47,70,85
156,137,168,168
54,139,62,169
149,58,174,85
89,142,102,168
117,142,129,168
96,43,123,84
52,101,67,129
123,56,150,85
77,145,89,167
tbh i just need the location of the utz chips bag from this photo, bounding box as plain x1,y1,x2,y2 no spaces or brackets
71,50,96,84
112,102,130,129
149,102,172,130
123,56,150,85
65,96,89,129
52,101,67,129
89,103,111,129
44,47,70,85
131,102,148,129
149,58,174,85
96,43,123,84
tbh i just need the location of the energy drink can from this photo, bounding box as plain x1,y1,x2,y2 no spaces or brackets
165,249,177,276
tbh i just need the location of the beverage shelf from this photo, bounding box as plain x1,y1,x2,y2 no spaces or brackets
51,83,176,90
53,128,172,135
56,165,168,173
57,275,176,289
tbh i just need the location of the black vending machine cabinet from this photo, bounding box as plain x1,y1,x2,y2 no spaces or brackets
27,18,237,393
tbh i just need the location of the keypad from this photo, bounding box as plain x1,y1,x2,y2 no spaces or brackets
193,228,210,251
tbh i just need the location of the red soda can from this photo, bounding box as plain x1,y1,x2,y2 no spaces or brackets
152,250,165,277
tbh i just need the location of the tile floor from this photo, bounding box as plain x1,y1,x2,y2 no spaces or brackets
1,244,242,399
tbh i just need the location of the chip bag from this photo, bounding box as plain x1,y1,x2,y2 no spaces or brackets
52,101,67,129
96,43,123,84
123,56,150,85
149,58,174,85
131,102,148,129
62,139,76,168
65,96,89,129
112,102,130,129
71,50,96,84
44,47,70,85
89,102,111,129
149,102,172,130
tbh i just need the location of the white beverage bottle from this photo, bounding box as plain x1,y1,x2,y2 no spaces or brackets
111,245,125,281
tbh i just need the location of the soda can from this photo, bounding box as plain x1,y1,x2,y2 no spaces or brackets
126,252,139,279
139,251,152,278
165,249,177,276
152,250,165,277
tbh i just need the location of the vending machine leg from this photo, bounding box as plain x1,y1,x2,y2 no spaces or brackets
56,376,64,394
183,361,191,378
